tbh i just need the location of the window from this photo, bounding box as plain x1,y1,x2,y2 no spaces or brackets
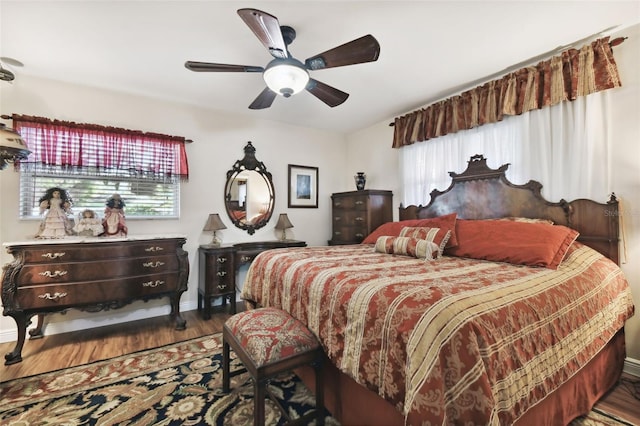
14,115,189,220
19,169,180,219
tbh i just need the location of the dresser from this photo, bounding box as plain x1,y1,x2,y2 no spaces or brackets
198,240,307,319
329,190,393,245
1,235,189,365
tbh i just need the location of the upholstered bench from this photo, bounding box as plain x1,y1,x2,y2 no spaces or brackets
222,307,325,426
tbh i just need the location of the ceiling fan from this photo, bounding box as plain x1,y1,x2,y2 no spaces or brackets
185,8,380,109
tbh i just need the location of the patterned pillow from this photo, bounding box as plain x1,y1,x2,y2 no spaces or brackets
375,236,440,260
399,226,451,257
361,213,458,248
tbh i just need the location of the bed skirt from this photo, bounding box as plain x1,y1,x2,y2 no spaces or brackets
294,328,626,426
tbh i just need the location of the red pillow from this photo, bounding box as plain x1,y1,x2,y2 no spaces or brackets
445,219,579,269
362,213,458,247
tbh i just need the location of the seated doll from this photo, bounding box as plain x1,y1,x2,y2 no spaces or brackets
73,209,104,237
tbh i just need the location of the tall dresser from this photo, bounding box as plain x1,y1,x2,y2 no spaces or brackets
329,190,393,245
1,235,189,365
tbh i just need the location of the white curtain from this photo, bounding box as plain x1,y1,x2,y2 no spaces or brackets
400,91,612,206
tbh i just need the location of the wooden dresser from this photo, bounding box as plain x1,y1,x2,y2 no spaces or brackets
329,190,393,245
197,240,307,319
1,235,189,365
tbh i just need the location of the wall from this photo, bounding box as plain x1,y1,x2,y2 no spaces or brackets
346,24,640,365
0,74,345,341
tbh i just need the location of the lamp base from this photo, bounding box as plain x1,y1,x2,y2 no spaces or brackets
211,232,222,246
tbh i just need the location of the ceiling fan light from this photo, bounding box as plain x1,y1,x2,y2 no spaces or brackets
263,61,309,97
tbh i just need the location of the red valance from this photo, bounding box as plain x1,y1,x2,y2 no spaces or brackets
392,37,623,148
12,114,189,181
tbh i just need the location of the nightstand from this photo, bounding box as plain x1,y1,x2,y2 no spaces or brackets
198,245,236,319
197,240,307,319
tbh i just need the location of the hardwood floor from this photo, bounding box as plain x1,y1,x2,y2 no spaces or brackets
1,307,639,425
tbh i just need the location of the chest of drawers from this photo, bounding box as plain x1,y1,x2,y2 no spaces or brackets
1,236,189,365
329,190,393,245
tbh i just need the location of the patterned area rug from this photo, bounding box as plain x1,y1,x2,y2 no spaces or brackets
0,334,337,425
0,334,631,425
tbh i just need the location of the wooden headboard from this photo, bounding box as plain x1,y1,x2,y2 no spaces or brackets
399,155,620,264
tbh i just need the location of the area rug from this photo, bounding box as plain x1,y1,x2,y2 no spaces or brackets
0,334,632,425
0,334,337,425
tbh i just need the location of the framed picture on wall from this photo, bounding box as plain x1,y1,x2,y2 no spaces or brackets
288,164,318,208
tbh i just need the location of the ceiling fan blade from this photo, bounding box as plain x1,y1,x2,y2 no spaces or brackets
249,87,277,109
305,34,380,70
306,79,349,107
237,8,288,59
184,61,263,73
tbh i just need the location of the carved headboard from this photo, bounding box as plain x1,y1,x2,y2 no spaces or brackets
399,155,620,264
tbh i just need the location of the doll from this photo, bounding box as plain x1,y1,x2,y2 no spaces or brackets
74,209,104,237
102,194,128,237
35,187,73,239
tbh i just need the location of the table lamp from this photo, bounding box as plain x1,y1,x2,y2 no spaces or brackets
275,213,294,240
203,213,227,246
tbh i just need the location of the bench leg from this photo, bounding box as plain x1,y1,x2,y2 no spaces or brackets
222,338,230,393
254,379,266,426
314,357,325,426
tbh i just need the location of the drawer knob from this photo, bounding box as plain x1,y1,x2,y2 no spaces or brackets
38,292,67,300
142,280,165,288
39,270,68,278
143,261,165,268
334,216,342,221
240,255,252,263
217,284,227,290
217,271,227,277
356,233,364,238
217,258,227,263
334,231,341,236
355,201,364,205
41,252,66,260
355,217,364,221
145,246,164,252
335,202,342,207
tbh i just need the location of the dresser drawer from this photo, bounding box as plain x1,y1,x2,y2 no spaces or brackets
16,255,179,285
17,240,178,264
332,226,367,243
203,273,234,295
333,210,369,227
16,273,180,309
332,196,368,211
236,249,262,266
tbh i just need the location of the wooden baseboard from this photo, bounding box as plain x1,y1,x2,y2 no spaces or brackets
624,357,640,377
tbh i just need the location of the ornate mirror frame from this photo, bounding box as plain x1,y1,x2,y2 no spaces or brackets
224,142,275,235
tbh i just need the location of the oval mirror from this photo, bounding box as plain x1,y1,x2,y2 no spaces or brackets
224,142,275,235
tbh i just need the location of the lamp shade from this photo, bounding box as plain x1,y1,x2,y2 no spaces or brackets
203,213,227,231
0,123,30,170
263,58,309,98
275,213,294,230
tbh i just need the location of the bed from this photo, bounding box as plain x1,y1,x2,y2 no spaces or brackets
241,155,635,425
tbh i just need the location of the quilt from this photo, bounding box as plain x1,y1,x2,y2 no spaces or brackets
241,243,634,425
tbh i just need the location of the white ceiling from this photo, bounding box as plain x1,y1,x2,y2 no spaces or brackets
1,1,639,134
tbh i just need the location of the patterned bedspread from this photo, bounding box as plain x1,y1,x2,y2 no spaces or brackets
241,243,635,425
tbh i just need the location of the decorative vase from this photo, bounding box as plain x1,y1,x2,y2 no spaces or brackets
354,172,366,191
